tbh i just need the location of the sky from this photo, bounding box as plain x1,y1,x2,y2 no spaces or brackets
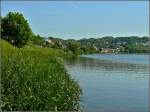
1,1,149,39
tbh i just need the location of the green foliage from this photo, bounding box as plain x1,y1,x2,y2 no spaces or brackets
49,36,149,54
124,45,149,53
47,37,66,49
67,41,80,56
1,12,32,47
119,46,125,53
80,46,98,54
77,36,149,54
30,35,44,46
1,40,82,111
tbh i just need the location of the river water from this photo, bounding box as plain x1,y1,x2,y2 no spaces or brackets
65,54,149,112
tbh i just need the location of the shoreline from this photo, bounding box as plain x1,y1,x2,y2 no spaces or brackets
81,53,149,55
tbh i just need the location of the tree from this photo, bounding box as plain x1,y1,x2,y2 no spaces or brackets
31,34,44,46
67,41,80,55
1,12,32,47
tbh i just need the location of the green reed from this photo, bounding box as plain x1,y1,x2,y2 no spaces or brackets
1,40,82,111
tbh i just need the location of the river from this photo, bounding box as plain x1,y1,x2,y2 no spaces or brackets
65,54,149,112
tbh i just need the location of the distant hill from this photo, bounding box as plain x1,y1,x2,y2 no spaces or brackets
45,36,149,54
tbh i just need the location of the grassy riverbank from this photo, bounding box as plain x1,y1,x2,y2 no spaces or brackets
1,39,81,111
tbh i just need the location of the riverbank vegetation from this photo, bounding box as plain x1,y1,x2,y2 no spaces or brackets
1,12,81,111
1,39,81,111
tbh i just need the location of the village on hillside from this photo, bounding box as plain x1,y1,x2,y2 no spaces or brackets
43,36,149,54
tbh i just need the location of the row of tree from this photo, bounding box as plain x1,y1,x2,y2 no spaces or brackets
46,36,149,54
1,12,149,54
1,12,81,55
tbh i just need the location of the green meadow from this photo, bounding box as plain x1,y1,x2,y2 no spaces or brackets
1,39,81,111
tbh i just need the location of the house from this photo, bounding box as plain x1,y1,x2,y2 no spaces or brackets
101,48,120,53
93,45,98,51
45,39,55,45
101,48,115,53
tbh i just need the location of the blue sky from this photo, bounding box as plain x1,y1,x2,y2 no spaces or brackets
2,1,149,39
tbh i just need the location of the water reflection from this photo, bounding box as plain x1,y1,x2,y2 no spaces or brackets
66,57,148,76
65,56,149,112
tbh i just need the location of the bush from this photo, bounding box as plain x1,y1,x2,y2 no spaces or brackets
66,41,80,56
1,40,81,111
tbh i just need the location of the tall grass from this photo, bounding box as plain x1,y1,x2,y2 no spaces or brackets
1,39,81,111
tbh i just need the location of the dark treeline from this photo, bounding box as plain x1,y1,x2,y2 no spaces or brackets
23,35,149,55
43,36,149,54
78,36,149,54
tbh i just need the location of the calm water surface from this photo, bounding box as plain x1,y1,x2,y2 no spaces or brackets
65,54,149,112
